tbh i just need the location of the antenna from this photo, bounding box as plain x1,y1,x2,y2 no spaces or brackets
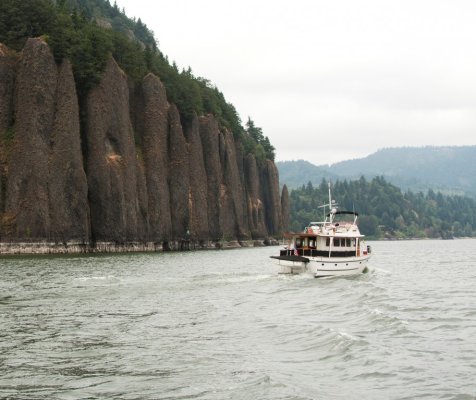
318,181,338,223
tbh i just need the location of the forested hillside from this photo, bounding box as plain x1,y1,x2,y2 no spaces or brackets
290,178,476,239
276,160,339,189
330,146,476,196
278,146,476,197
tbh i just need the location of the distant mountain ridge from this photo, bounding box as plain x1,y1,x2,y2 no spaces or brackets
276,160,339,189
277,146,476,197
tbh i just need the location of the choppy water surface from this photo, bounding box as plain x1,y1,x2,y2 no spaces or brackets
1,240,476,399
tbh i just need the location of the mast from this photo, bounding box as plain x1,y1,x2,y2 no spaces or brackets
328,181,336,224
328,181,333,258
319,181,337,224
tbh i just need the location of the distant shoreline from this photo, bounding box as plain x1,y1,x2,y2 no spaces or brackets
374,236,474,241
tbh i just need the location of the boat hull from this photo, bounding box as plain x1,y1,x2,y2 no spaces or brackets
276,255,370,277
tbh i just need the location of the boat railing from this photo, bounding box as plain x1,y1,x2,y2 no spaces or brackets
280,248,357,258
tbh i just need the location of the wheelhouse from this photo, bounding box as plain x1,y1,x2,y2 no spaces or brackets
280,233,366,258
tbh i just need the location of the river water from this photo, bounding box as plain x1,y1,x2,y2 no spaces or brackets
1,239,475,399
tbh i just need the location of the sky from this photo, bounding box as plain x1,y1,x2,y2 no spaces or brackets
114,0,476,165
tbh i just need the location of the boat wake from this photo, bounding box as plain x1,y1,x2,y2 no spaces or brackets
73,275,121,286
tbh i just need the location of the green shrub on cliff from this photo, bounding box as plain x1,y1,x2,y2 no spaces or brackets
244,118,276,162
0,0,56,50
0,0,275,161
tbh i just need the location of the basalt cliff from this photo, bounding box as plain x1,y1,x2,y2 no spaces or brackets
0,38,289,254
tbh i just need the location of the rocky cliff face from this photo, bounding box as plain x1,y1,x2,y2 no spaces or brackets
199,115,223,241
0,43,16,220
85,56,146,243
48,60,89,242
138,73,172,241
184,116,209,241
4,38,57,240
0,38,289,251
281,184,290,232
3,38,89,242
168,104,190,240
221,131,248,240
245,154,267,238
261,160,282,236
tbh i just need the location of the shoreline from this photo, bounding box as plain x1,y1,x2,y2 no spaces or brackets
0,239,280,256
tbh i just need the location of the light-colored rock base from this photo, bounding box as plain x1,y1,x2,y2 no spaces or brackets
0,239,275,255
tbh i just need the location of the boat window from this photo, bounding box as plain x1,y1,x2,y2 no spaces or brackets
296,238,302,248
352,238,356,246
334,238,340,247
346,238,351,247
326,238,330,247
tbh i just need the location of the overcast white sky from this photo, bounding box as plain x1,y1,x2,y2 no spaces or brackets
115,0,476,165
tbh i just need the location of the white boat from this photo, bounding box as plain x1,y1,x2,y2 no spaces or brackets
271,183,371,278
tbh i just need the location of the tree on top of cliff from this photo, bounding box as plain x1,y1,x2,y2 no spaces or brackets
63,0,157,49
0,0,56,50
244,118,275,162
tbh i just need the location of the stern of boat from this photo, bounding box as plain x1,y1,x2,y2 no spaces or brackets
308,256,370,278
277,259,307,274
270,255,309,274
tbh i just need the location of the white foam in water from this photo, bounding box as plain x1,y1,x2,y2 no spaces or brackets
74,275,121,285
371,266,391,274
